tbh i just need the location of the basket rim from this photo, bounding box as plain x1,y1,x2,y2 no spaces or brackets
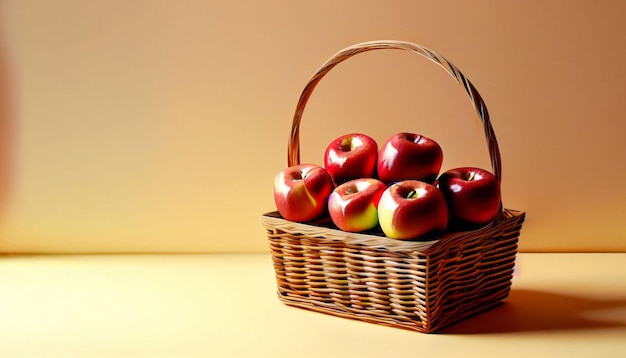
261,208,524,255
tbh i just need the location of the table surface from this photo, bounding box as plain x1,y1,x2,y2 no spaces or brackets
0,253,624,357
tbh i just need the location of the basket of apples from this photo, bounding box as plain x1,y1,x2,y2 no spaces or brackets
260,40,525,333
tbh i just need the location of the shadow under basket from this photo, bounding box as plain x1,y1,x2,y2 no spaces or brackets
261,209,525,333
261,40,526,333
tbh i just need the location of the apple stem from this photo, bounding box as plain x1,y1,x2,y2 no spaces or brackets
407,190,418,199
467,172,475,181
340,138,353,152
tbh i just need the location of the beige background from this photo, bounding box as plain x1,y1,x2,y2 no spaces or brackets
0,0,624,253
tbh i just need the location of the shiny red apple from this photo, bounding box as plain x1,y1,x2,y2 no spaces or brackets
437,167,501,226
377,180,449,240
324,133,378,185
328,178,387,232
273,164,334,222
377,132,443,184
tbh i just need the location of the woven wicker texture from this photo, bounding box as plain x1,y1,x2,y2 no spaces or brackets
261,40,525,333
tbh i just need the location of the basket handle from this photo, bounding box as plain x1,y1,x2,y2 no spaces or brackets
288,40,502,184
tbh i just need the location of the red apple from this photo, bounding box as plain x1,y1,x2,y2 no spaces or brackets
273,164,334,222
437,167,501,226
328,178,387,232
377,180,448,240
324,133,378,185
377,132,443,184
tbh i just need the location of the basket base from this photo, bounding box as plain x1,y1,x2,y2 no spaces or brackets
277,286,510,333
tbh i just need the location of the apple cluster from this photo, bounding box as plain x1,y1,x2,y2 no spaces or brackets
273,132,501,240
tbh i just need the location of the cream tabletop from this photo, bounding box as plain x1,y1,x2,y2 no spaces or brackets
0,253,624,357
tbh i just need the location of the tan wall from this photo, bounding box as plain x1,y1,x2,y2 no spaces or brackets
0,0,624,253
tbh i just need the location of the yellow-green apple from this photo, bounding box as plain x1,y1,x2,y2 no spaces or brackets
328,178,387,232
273,164,334,222
437,167,501,226
377,132,443,184
378,180,449,240
324,133,378,185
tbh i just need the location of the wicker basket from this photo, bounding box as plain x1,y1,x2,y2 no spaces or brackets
260,40,525,333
